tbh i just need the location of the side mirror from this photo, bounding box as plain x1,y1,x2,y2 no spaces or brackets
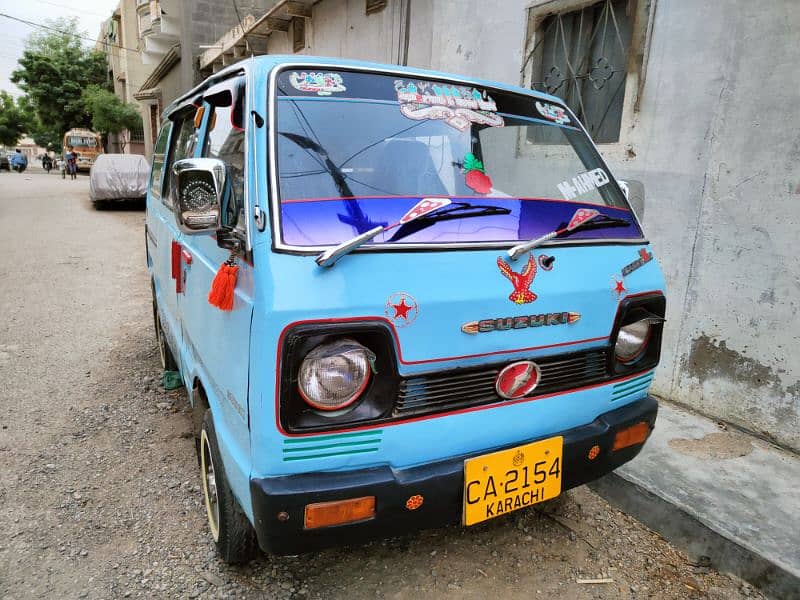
172,158,226,234
618,179,645,219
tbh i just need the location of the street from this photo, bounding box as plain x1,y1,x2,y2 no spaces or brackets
0,169,760,599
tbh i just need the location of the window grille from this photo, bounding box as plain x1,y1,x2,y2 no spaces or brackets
129,120,145,143
527,0,633,143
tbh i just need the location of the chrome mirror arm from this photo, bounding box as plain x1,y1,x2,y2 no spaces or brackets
315,226,385,268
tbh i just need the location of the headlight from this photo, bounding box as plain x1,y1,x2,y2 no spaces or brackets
615,318,656,364
298,339,375,411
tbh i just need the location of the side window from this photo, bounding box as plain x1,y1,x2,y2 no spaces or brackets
163,108,200,206
149,121,172,199
202,77,246,231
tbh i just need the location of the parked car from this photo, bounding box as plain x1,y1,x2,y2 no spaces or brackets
147,55,667,563
89,153,150,208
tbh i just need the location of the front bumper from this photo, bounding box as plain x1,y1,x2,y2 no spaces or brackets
251,395,657,555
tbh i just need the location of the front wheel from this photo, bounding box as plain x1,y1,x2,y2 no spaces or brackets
200,410,258,564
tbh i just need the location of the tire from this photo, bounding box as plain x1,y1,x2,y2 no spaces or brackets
200,410,258,564
151,283,178,371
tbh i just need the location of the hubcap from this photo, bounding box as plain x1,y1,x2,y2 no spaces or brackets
200,429,221,542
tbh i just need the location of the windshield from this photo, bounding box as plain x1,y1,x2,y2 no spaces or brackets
274,68,641,248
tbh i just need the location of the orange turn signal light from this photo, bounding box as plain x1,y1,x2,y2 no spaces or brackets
612,422,651,451
193,106,205,128
304,496,376,530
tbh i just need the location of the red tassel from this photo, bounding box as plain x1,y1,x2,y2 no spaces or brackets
208,262,239,311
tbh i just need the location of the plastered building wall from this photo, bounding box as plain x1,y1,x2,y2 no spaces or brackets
293,0,800,450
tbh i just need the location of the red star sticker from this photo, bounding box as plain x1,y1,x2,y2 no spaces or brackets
614,279,627,295
392,298,413,320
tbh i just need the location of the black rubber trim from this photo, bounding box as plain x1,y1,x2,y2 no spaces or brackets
251,395,658,555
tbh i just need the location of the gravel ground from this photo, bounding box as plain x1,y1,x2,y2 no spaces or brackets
0,171,763,599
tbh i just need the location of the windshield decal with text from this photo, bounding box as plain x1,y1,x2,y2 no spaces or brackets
289,72,346,96
557,168,610,200
395,79,504,131
535,101,572,126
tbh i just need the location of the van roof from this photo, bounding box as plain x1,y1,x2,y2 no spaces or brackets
163,55,565,119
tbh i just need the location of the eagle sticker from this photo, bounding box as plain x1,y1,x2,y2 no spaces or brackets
497,253,537,304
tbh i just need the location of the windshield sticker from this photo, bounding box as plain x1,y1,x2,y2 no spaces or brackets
461,311,580,335
395,79,504,131
622,248,654,276
557,168,610,200
289,72,346,96
463,153,493,194
497,253,538,304
385,292,419,327
535,101,571,125
398,198,451,224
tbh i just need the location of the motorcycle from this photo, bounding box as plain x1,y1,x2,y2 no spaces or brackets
42,156,53,173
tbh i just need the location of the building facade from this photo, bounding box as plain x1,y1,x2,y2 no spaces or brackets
99,1,149,155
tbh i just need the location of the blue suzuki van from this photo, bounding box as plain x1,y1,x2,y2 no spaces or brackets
146,55,666,563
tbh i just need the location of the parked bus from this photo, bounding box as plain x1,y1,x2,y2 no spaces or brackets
63,128,103,172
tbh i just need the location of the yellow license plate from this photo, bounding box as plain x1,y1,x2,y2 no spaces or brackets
463,436,563,526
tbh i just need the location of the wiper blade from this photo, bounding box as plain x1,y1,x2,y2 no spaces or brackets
507,207,630,260
388,202,511,242
316,198,453,267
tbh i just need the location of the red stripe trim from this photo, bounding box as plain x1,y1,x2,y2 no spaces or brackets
273,290,665,437
279,195,630,211
277,368,654,437
277,316,607,366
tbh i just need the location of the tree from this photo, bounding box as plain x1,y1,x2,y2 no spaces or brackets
10,17,108,151
82,85,143,148
0,91,32,147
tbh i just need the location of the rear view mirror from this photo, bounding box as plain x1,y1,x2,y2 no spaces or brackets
172,158,226,234
619,179,645,219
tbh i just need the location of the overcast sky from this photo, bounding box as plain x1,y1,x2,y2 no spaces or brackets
0,0,120,97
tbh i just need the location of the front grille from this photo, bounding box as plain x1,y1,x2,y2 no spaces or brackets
395,349,608,417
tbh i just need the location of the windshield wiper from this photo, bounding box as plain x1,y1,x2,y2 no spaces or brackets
507,207,630,260
316,200,511,267
388,202,510,242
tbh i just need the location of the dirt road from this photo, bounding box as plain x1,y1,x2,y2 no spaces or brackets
0,170,760,599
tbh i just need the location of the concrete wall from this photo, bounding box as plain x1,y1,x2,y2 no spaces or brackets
277,0,800,450
616,0,800,450
185,0,274,86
